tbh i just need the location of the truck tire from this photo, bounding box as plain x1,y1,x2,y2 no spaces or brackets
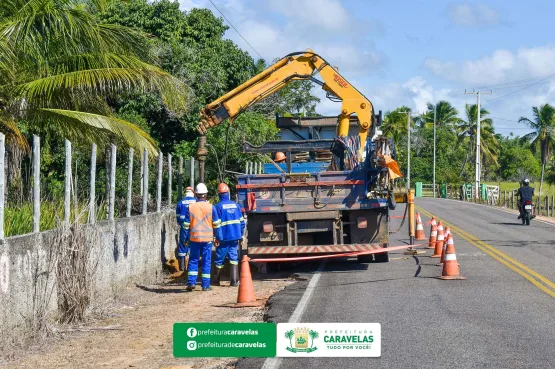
374,244,389,263
357,254,373,263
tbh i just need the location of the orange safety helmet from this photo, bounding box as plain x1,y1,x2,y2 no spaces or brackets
217,183,230,194
185,186,194,192
275,152,286,163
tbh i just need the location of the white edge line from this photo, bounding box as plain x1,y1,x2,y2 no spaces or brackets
261,261,326,369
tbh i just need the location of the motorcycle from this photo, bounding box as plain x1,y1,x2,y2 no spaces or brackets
521,200,534,225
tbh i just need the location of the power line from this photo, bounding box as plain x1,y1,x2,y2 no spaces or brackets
485,74,555,104
208,0,265,61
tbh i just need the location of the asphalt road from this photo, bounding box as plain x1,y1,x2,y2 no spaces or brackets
238,198,555,369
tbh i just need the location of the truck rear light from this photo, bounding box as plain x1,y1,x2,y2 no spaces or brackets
357,217,367,229
263,221,274,232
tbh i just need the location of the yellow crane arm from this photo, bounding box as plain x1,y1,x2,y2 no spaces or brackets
197,50,374,146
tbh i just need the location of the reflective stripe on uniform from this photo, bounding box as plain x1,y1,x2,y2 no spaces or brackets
201,274,210,278
179,215,185,219
229,261,238,265
213,219,222,229
221,219,241,226
215,264,224,269
188,271,198,276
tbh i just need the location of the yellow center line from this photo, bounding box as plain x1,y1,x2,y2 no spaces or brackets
417,206,555,299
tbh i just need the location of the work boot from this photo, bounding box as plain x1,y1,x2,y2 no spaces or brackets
229,264,239,287
185,285,195,292
178,257,185,272
211,265,222,286
202,287,212,292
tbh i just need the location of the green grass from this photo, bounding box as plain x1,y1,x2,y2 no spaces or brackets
4,200,103,237
484,182,555,196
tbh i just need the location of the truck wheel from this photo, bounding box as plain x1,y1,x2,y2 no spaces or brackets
374,251,389,263
374,244,389,263
357,254,373,263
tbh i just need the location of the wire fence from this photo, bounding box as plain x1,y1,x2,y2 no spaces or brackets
0,133,197,239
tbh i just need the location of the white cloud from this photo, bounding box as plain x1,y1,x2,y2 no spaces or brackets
446,3,500,27
268,0,350,31
424,44,555,85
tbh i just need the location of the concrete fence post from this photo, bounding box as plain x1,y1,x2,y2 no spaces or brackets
140,150,144,196
142,149,148,215
167,153,172,205
89,143,97,224
108,144,117,221
157,152,163,212
552,195,554,217
64,139,72,223
126,148,134,218
244,162,248,174
190,157,195,188
0,133,5,240
32,135,40,232
178,156,183,201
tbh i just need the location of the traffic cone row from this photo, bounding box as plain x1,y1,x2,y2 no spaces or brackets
424,215,465,280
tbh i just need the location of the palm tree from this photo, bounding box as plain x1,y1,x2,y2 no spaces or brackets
0,0,187,154
519,104,555,200
422,100,461,131
284,330,294,348
382,106,413,146
308,330,319,348
456,104,499,178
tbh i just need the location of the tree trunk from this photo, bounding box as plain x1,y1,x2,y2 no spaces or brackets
540,159,545,203
459,137,474,178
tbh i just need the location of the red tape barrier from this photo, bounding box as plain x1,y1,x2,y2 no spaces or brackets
248,243,426,263
390,215,404,219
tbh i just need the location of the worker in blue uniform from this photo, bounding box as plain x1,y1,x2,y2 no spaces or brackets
182,183,221,291
175,186,196,272
213,183,245,287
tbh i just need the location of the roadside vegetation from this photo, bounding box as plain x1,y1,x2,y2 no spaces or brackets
2,0,555,238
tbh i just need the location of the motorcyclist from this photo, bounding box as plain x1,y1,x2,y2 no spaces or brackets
517,178,534,219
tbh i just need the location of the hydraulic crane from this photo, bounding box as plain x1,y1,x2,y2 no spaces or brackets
196,49,376,160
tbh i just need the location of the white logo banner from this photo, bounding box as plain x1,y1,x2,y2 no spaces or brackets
276,323,381,357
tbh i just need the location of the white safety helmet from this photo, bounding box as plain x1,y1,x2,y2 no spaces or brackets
195,183,208,195
523,178,530,185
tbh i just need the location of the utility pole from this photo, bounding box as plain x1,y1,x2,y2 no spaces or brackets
399,111,411,191
465,90,492,199
433,104,437,198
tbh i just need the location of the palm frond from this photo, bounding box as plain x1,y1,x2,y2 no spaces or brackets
39,108,158,155
14,64,187,111
0,115,30,151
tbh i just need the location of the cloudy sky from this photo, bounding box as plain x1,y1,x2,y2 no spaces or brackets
179,0,555,136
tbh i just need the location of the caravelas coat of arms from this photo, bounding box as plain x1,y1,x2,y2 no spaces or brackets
284,327,319,353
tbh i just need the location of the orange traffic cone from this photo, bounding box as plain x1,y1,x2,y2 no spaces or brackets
438,232,452,266
236,255,256,304
428,218,437,248
443,226,451,241
438,234,466,280
431,221,444,258
415,212,427,240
